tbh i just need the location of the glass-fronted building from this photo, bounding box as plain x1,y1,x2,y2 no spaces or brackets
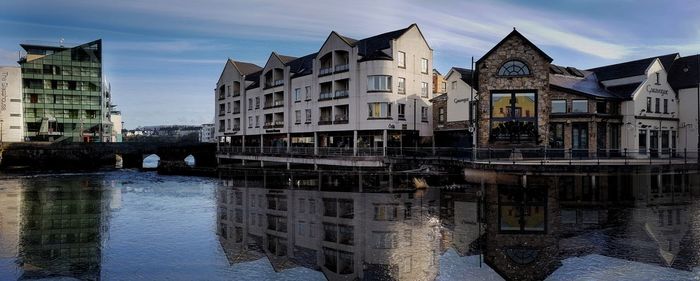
18,40,112,142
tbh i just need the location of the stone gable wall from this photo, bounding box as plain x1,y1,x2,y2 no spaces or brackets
477,36,551,148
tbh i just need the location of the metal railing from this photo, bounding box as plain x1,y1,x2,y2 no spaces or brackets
216,146,700,165
334,64,349,72
319,67,333,76
334,90,349,98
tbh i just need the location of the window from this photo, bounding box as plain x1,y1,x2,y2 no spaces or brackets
639,129,647,154
451,81,457,90
438,107,445,123
227,85,231,97
368,102,392,119
295,110,301,124
398,51,406,68
305,86,311,100
398,77,406,94
421,107,428,122
549,123,565,148
551,100,566,113
420,58,428,74
305,109,312,123
298,199,306,213
368,75,392,92
248,116,253,128
572,100,588,113
490,92,537,142
421,82,429,98
655,98,660,113
596,101,607,114
498,60,530,76
646,97,652,112
441,82,447,91
255,116,260,127
309,199,316,214
374,204,398,221
499,185,546,233
398,103,406,120
298,222,306,236
248,98,253,110
255,97,260,109
373,232,398,249
663,99,668,114
227,102,231,113
294,88,301,102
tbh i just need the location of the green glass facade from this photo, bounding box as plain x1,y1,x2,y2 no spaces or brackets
19,40,112,142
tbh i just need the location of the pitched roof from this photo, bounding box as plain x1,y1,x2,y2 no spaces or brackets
276,54,298,64
476,29,553,65
549,64,624,100
587,53,678,81
668,54,700,90
287,52,318,78
452,67,475,86
231,60,262,75
356,25,413,61
244,70,262,90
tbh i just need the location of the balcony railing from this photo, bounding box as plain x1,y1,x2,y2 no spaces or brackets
273,121,284,127
334,64,349,72
233,91,241,97
217,146,700,165
233,109,241,114
319,92,333,101
318,119,332,125
274,100,284,107
334,90,348,99
232,126,240,131
334,115,348,124
273,80,284,86
319,67,333,76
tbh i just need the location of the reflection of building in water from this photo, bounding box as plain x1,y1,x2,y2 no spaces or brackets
18,177,112,280
465,165,700,281
0,180,22,258
217,169,451,281
440,187,483,255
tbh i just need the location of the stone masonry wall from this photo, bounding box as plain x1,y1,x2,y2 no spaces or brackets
477,35,551,148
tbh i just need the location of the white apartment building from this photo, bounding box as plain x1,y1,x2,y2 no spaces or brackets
0,66,24,142
199,123,216,143
215,24,434,157
590,54,680,157
669,55,700,152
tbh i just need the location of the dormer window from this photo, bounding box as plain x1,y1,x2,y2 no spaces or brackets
498,60,530,76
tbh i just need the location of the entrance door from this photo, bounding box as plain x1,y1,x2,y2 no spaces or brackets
572,123,589,158
649,130,659,158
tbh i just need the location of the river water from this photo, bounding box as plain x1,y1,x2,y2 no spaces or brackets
0,169,698,281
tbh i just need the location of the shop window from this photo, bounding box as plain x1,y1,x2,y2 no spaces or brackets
498,185,547,233
490,92,537,142
551,100,566,113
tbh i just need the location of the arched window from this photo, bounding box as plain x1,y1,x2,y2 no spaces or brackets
498,60,530,76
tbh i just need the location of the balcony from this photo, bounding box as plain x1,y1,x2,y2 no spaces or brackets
334,115,349,124
233,109,241,114
232,126,240,131
319,67,333,77
334,90,348,99
319,92,333,101
273,121,284,128
318,119,333,125
233,91,241,97
274,100,284,107
334,64,349,73
263,122,273,129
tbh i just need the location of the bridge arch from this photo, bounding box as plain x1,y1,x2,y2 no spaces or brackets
185,154,195,167
143,154,160,168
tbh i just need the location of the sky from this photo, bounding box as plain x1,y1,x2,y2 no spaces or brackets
0,0,698,128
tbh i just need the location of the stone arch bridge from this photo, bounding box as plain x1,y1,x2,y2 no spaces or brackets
0,142,217,169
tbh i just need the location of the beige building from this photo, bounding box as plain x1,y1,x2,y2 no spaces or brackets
0,66,24,142
215,24,434,159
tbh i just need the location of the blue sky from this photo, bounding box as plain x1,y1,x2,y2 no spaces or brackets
0,0,698,128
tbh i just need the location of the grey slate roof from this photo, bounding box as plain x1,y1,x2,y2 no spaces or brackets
668,55,700,90
232,60,262,75
276,54,298,64
549,64,623,100
355,25,412,61
287,52,318,78
244,70,262,90
587,53,678,81
452,67,475,86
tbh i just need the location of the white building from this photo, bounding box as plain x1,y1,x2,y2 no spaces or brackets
669,55,700,152
110,110,122,142
215,24,434,158
443,67,475,125
590,54,680,157
200,123,215,143
0,66,24,142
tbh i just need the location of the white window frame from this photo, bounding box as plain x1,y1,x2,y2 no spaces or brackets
368,75,392,92
398,51,406,68
421,58,428,74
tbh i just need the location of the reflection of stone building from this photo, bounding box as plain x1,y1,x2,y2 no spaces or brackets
0,180,22,258
18,178,111,280
216,170,445,281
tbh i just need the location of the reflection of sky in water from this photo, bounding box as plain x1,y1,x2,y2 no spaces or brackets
0,170,698,280
142,155,195,168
